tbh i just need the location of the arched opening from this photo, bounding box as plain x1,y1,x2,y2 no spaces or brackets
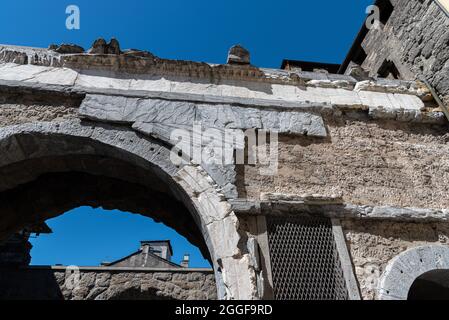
29,207,211,268
1,207,215,300
408,270,449,300
0,121,256,300
0,157,211,263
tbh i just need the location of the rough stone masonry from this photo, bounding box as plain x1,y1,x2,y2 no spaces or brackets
0,267,216,300
0,0,448,301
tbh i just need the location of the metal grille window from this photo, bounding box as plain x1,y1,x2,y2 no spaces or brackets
267,215,349,300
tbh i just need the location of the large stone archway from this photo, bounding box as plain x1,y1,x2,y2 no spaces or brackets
0,119,258,300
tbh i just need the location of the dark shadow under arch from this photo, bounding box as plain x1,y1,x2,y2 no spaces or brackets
0,132,212,262
408,269,449,300
0,120,258,300
0,170,210,262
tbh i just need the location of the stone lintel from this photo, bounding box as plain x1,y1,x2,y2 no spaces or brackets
231,198,449,223
0,77,444,125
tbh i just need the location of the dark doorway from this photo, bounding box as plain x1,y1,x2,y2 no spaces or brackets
377,59,401,79
408,270,449,300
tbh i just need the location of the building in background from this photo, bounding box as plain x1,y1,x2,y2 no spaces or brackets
101,240,189,269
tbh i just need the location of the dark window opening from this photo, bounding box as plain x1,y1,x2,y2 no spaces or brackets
352,47,367,66
281,60,341,73
377,59,401,79
375,0,394,25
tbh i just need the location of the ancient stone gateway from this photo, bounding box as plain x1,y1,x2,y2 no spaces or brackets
1,2,449,299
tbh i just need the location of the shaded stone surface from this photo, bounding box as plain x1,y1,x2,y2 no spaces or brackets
0,233,31,267
49,44,85,54
0,267,216,300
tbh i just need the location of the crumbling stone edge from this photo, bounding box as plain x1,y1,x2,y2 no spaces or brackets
231,194,449,223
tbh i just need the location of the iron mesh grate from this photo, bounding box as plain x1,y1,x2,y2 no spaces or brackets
267,215,349,300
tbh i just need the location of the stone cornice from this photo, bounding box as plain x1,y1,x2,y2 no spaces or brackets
0,44,300,85
231,194,449,223
0,44,435,98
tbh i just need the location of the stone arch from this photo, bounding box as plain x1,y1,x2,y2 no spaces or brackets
378,245,449,300
0,119,257,300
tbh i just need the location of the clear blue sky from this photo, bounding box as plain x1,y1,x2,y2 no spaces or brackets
0,0,372,68
1,1,372,267
30,208,211,268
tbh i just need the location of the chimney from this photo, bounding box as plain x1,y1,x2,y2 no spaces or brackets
181,253,190,268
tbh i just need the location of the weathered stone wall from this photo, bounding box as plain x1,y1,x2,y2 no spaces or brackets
0,90,80,127
0,267,216,300
361,0,449,105
341,220,449,300
241,116,449,209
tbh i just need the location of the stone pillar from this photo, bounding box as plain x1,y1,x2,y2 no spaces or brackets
0,231,32,267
